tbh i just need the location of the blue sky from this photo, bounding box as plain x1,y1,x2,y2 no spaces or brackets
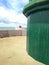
0,0,29,27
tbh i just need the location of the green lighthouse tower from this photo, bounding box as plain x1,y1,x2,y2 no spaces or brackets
23,0,49,65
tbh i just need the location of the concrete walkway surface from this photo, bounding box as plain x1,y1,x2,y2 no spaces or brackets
0,36,44,65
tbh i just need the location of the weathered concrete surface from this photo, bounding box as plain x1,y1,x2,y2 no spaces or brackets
0,36,44,65
0,30,9,38
0,30,26,38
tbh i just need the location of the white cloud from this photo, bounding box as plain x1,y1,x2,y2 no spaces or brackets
7,0,29,13
0,22,16,27
15,14,27,23
0,6,27,23
0,7,16,22
7,0,29,8
22,0,29,4
0,0,28,27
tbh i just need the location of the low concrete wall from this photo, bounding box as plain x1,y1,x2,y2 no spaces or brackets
0,30,9,38
0,29,26,38
8,30,22,36
22,30,27,36
8,30,27,36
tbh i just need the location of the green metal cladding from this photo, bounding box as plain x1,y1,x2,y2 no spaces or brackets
23,0,49,65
